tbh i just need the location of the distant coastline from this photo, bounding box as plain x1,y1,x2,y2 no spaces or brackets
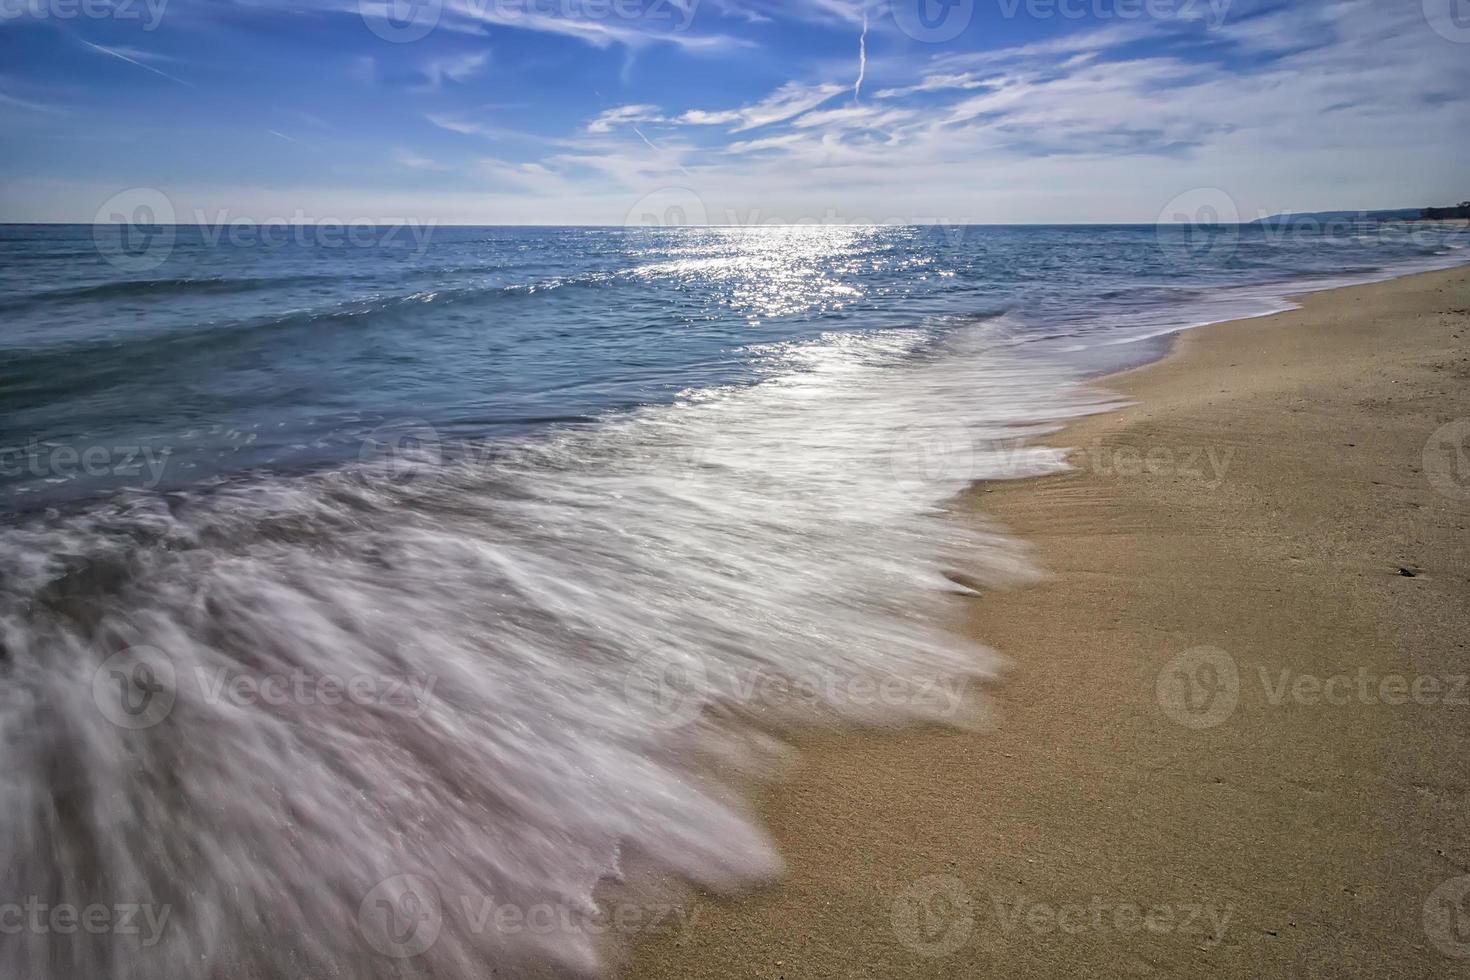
1253,201,1470,225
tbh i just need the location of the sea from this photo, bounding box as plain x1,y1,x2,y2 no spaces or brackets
0,220,1464,977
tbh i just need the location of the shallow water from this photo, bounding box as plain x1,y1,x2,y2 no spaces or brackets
0,221,1465,977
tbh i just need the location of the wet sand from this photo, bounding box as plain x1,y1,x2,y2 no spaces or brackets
625,265,1470,978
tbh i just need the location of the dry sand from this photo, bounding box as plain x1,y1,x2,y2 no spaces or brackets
624,265,1470,978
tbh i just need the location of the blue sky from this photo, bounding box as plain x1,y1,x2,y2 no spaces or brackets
1,0,1466,223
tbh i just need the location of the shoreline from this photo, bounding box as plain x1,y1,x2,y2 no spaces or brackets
1066,249,1470,384
625,264,1470,978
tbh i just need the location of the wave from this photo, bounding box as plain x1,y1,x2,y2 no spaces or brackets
0,318,1117,979
0,275,333,312
4,226,1466,979
0,289,484,405
0,267,633,358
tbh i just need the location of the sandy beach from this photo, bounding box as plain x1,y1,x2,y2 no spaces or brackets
626,264,1470,978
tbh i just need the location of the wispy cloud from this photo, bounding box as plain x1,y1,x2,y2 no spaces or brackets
5,0,1465,225
393,147,447,170
428,112,574,147
587,104,666,134
586,82,847,135
439,0,738,50
420,50,490,88
716,0,871,27
256,0,742,51
875,72,994,99
0,89,63,113
675,81,846,131
525,0,1467,221
426,113,488,137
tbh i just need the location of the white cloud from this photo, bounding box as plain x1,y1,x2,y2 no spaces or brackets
421,50,490,88
0,89,61,113
427,113,488,137
714,0,871,27
543,0,1470,222
240,0,745,51
393,148,448,170
875,72,994,99
12,0,1466,225
441,0,742,50
587,104,668,133
426,114,569,147
676,81,846,131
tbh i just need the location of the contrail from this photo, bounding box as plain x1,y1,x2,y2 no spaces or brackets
854,12,868,102
632,126,662,153
80,40,190,86
633,126,692,176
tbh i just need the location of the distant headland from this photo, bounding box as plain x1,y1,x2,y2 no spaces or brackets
1252,201,1470,225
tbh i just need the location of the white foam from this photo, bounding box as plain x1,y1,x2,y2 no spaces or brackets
0,319,1115,979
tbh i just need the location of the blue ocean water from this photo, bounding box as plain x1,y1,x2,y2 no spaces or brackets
3,221,1463,505
0,221,1464,979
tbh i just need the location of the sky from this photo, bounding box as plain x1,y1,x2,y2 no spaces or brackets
0,0,1466,224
